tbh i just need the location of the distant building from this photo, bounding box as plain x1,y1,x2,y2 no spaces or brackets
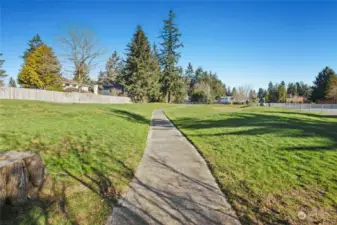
62,79,91,92
286,96,305,103
218,96,234,104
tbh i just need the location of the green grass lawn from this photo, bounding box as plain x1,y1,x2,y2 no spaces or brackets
0,100,169,225
165,105,337,225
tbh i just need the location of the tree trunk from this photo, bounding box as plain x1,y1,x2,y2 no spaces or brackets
0,151,46,208
168,90,171,103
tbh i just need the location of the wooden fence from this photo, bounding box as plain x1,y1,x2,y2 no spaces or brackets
0,87,131,104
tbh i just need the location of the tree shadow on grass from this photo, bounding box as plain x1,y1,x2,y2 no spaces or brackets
167,110,337,224
173,112,337,151
0,177,79,225
0,134,136,225
107,109,150,125
268,110,337,119
112,156,243,225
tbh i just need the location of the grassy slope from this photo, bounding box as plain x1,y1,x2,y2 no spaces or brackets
165,105,337,225
0,100,169,225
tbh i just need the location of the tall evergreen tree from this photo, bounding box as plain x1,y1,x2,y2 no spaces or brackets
18,44,62,90
159,10,183,102
264,90,269,103
268,81,280,102
106,51,122,83
8,77,17,87
22,34,44,59
222,84,227,97
184,63,195,97
185,63,194,79
278,82,287,103
257,88,264,103
311,67,337,102
147,43,162,101
97,70,106,87
151,43,160,62
226,86,232,96
268,82,273,93
194,67,204,83
0,53,7,87
123,26,155,102
98,51,123,87
232,87,237,97
296,81,311,98
287,82,298,97
171,67,188,102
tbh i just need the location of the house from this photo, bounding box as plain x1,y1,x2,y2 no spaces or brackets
286,96,305,103
101,83,124,96
218,96,234,104
62,79,91,92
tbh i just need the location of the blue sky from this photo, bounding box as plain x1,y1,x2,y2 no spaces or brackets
1,1,337,89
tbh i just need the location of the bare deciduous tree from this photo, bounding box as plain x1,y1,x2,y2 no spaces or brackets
60,28,104,85
233,85,252,103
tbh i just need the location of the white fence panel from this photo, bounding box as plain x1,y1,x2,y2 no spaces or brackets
269,103,337,114
0,87,131,104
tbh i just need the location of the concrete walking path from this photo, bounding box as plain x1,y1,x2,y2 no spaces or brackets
108,109,241,225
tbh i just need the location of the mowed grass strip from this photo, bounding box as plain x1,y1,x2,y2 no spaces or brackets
0,100,169,225
165,105,337,225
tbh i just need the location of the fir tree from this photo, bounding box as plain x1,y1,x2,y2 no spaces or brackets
23,34,44,59
194,67,204,83
185,63,194,79
264,90,269,103
311,67,337,101
151,43,160,62
257,88,264,103
159,10,183,102
268,81,279,102
0,53,7,87
172,67,188,102
147,43,162,102
8,77,17,87
232,87,237,97
106,51,122,83
226,86,232,96
97,70,106,87
124,26,153,102
222,84,227,97
184,63,195,96
18,44,62,90
278,82,287,103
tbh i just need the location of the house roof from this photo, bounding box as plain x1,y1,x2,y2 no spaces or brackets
62,78,90,87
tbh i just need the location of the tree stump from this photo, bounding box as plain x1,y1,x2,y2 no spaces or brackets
0,151,46,208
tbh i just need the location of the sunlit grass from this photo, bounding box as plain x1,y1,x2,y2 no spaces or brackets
165,105,337,225
0,100,170,225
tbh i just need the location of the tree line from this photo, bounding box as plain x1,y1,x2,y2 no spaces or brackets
0,10,337,103
252,67,337,104
0,10,227,103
